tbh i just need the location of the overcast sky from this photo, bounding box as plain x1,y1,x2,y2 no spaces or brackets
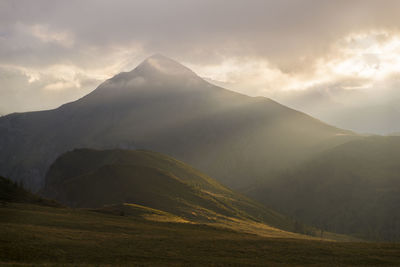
1,0,400,133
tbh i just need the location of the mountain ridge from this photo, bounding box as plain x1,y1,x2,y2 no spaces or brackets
42,148,298,232
0,54,354,191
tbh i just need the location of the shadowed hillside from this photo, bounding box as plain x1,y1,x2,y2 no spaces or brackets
248,136,400,241
0,162,396,266
42,148,298,233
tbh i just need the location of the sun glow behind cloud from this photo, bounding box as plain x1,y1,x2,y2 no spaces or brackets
19,29,400,97
191,30,400,96
182,29,400,134
326,31,400,81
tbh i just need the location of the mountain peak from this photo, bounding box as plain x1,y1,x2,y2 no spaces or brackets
132,54,198,78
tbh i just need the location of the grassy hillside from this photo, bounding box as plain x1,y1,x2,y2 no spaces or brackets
42,148,299,233
1,202,400,266
248,136,400,241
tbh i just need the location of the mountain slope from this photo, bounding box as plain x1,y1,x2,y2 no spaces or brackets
248,136,400,241
0,176,58,206
0,54,354,191
42,148,296,232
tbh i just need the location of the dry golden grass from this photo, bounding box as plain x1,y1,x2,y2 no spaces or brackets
2,203,400,266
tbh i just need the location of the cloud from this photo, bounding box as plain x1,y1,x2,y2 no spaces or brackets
268,73,400,134
0,66,101,115
2,0,400,68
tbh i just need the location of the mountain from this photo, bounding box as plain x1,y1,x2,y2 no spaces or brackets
42,148,299,232
0,54,354,191
247,136,400,241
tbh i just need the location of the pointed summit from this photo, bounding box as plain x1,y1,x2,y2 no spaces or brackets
132,54,198,78
86,54,205,100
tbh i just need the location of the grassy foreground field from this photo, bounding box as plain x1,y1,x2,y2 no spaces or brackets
1,203,400,266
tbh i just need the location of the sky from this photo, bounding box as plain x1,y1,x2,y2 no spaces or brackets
1,0,400,134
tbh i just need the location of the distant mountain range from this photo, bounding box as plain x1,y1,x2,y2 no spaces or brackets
0,54,353,191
